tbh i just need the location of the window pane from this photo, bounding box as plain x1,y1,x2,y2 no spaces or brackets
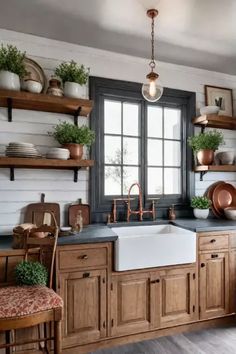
123,137,139,165
148,139,162,166
148,168,163,194
105,166,121,195
164,108,181,139
164,168,181,194
147,106,162,138
123,167,139,195
104,100,121,134
164,141,181,166
123,103,139,136
105,136,121,164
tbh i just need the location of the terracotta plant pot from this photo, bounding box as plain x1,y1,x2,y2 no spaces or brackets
197,149,214,165
63,143,83,159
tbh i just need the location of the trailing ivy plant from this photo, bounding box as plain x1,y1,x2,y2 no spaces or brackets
0,44,27,78
15,261,48,286
49,121,95,146
191,196,212,210
55,60,89,85
188,130,224,153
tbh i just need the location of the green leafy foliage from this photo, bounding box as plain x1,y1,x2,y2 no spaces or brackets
55,60,89,85
188,130,224,152
191,196,212,209
50,121,95,146
15,261,48,286
0,44,27,78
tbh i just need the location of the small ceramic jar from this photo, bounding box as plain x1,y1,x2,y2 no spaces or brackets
24,79,42,93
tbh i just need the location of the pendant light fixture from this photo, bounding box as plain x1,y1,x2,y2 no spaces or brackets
142,9,163,102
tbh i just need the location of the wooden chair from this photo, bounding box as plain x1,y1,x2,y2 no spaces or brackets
0,218,63,353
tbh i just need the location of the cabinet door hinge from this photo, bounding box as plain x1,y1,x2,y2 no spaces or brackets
193,273,196,280
111,283,113,291
111,319,114,327
199,306,201,313
103,321,106,328
102,277,106,284
193,305,195,312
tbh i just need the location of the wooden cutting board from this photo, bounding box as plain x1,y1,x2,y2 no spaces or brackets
24,202,60,227
68,204,90,227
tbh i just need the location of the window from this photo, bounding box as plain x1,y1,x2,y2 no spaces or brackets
90,77,195,222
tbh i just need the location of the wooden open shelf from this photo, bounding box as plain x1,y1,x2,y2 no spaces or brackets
0,89,93,123
0,156,94,182
194,165,236,181
192,114,236,130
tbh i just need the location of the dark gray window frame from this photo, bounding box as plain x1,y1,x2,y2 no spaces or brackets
89,76,195,223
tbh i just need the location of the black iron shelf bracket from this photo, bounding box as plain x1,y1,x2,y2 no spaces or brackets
10,167,15,181
7,98,13,122
200,171,207,181
74,107,82,125
73,167,81,182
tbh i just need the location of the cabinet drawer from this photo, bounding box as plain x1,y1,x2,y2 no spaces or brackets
59,247,108,270
199,235,228,251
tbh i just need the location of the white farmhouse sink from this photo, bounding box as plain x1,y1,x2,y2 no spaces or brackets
112,224,196,271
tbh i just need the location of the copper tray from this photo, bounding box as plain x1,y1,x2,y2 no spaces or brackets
212,183,236,218
205,181,225,218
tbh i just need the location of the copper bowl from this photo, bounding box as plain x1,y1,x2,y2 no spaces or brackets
197,149,214,165
63,143,83,159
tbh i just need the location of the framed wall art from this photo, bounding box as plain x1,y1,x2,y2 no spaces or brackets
205,85,233,117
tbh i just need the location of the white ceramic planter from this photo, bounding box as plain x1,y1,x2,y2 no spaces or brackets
0,70,20,91
64,81,86,98
193,208,209,219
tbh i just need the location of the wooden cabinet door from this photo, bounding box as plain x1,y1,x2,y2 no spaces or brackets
58,269,107,347
199,252,229,319
229,250,236,313
111,272,157,336
159,267,197,327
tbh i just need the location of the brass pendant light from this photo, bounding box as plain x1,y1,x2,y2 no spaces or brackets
142,9,163,102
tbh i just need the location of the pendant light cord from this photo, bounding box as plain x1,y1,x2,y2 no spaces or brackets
149,15,156,72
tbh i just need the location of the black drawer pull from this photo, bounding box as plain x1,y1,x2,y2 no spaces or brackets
83,272,90,278
79,254,88,260
211,254,218,258
210,239,216,243
201,263,205,268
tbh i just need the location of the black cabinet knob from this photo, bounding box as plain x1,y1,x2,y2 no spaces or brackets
201,263,205,268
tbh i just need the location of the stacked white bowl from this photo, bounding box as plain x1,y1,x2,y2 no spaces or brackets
46,148,70,160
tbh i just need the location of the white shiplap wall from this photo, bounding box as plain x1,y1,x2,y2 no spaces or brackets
0,29,236,234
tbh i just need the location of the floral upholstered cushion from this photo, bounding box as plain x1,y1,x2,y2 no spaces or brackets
0,285,63,319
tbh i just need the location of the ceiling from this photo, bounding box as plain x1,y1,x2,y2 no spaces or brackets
0,0,236,74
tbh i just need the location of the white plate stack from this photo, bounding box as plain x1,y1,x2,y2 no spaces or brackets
5,142,41,158
46,148,70,160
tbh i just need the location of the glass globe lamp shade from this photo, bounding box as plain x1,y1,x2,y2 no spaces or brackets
142,72,163,102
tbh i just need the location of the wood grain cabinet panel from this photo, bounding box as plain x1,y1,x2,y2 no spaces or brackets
199,252,229,319
159,267,197,327
229,250,236,313
111,272,156,336
199,234,228,252
58,269,107,347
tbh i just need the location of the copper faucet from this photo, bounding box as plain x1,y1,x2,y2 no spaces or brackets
126,183,157,222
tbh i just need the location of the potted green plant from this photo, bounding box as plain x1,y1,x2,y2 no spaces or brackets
15,260,48,286
0,44,27,91
55,60,89,98
188,130,224,165
191,196,212,219
49,121,95,159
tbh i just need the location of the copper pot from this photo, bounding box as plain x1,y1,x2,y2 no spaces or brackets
197,149,214,165
63,143,83,159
